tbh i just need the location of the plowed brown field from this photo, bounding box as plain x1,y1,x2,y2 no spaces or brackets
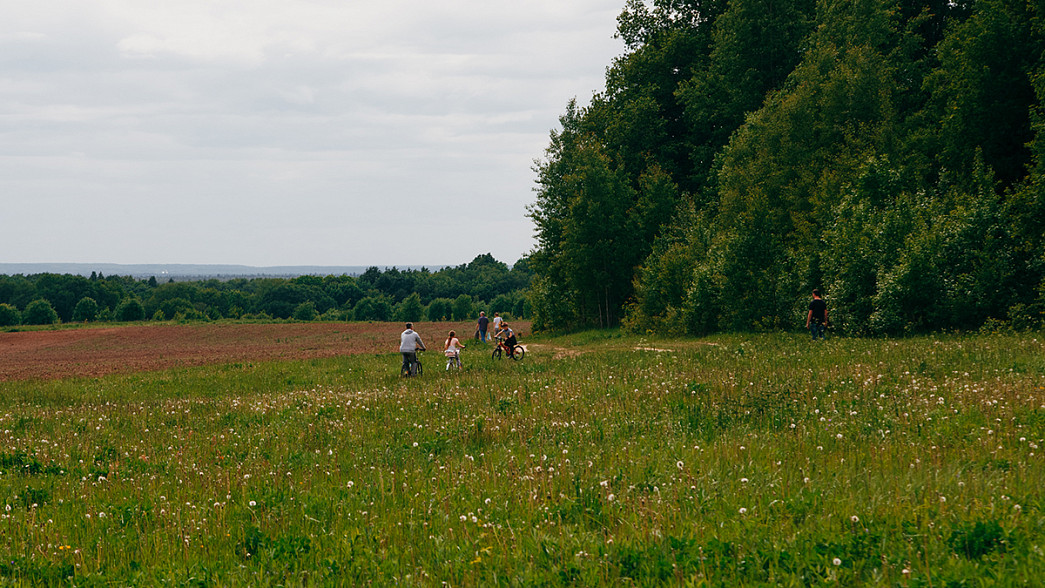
0,321,525,381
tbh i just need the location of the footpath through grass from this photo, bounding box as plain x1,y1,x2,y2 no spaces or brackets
1,331,1044,585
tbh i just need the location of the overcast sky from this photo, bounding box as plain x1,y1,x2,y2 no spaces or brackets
1,1,625,268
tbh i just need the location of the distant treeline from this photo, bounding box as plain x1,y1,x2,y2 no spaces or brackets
529,0,1045,335
0,254,531,326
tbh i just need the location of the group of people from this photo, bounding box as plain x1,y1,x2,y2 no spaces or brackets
475,311,516,351
399,311,519,373
400,290,827,372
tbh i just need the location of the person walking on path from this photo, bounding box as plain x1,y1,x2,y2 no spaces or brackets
476,311,489,343
492,312,503,334
400,322,426,373
806,289,828,340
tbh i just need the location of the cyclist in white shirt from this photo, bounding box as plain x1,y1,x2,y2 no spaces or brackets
399,323,425,373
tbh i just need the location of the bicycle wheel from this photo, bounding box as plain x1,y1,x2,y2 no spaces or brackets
510,345,525,360
491,347,502,360
414,359,423,376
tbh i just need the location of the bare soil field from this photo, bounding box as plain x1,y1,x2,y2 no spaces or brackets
0,321,525,381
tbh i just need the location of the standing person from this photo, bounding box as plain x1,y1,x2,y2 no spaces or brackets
444,330,465,369
476,311,489,343
492,312,503,334
806,289,828,340
400,322,426,374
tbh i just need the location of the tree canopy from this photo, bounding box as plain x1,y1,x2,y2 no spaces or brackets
0,254,531,326
528,0,1045,335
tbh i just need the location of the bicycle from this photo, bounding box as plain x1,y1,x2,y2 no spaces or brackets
445,351,462,371
491,339,525,361
401,350,424,377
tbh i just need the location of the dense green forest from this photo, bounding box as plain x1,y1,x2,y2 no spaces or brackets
0,254,530,326
528,0,1045,335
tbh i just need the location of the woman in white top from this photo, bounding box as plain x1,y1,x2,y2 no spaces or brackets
444,330,465,369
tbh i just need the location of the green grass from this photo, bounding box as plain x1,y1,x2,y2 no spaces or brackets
1,332,1044,585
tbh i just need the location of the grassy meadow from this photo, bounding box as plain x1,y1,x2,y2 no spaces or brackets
1,329,1044,585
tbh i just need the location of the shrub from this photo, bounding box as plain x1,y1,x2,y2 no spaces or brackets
452,294,473,321
72,297,99,322
426,298,453,321
528,275,576,332
395,293,424,323
160,298,196,320
681,263,721,335
22,299,59,325
513,296,530,320
257,283,310,319
293,301,318,321
490,294,514,317
320,308,346,322
353,297,391,322
173,308,206,322
0,303,20,326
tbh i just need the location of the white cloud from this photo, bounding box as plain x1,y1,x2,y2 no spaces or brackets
0,0,624,266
